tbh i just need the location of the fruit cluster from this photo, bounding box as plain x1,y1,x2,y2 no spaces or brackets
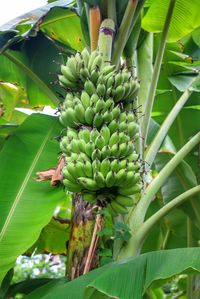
58,48,142,216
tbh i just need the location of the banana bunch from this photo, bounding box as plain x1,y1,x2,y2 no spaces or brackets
58,48,142,216
58,48,139,104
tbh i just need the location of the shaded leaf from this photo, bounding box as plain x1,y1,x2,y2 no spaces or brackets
40,7,84,51
29,218,70,255
154,151,200,222
7,278,54,297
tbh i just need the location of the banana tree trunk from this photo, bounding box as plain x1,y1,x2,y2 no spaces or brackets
66,193,100,280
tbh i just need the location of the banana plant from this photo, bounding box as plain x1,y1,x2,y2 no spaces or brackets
0,0,200,298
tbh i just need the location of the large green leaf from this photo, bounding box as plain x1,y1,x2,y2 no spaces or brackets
0,114,64,284
25,248,200,299
142,0,200,42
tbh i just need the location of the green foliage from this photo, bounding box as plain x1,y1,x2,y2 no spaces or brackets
24,248,200,299
0,0,200,297
142,0,200,42
0,114,64,283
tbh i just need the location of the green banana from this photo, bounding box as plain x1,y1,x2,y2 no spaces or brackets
101,64,115,75
66,56,78,78
100,158,111,177
88,50,99,72
110,159,120,172
115,194,133,207
95,135,105,150
91,54,103,72
62,168,77,183
85,141,95,157
58,75,76,89
113,85,126,103
97,83,106,97
78,128,91,143
81,48,90,67
108,120,118,134
96,99,105,112
103,110,113,123
92,148,101,160
77,177,99,191
100,125,110,145
114,72,123,88
84,80,96,96
118,183,142,195
94,171,106,188
67,128,78,139
63,179,82,192
107,204,118,217
110,200,128,215
90,93,99,105
106,171,116,187
74,103,86,123
80,91,90,109
61,65,77,82
92,158,101,172
127,122,138,138
101,145,111,159
90,68,100,84
109,131,119,147
85,106,95,125
115,169,127,186
90,129,99,142
93,113,104,128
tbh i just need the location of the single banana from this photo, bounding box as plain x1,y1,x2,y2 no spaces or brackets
95,135,105,150
101,145,111,159
77,177,99,191
93,113,104,128
110,200,128,215
100,125,110,145
106,171,116,187
80,91,90,109
115,194,134,207
84,80,96,96
100,158,111,177
94,171,106,188
63,179,82,192
85,106,95,125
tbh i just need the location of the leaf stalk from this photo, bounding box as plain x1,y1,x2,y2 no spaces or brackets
141,0,176,145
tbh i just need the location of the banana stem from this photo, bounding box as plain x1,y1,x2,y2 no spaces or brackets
187,217,194,298
137,33,153,109
89,5,101,52
98,19,115,63
141,0,176,146
112,0,138,66
107,0,117,24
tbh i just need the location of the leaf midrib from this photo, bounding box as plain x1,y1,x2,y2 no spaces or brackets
0,123,55,242
40,11,76,28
